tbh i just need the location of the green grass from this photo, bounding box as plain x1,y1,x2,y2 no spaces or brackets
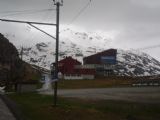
8,92,160,120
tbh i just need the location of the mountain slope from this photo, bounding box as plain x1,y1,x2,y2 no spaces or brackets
0,33,23,84
3,28,160,76
116,50,160,76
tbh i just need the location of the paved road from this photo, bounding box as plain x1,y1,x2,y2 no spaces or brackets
40,87,160,103
0,96,16,120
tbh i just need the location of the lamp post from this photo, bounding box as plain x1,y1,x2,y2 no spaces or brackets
53,0,63,106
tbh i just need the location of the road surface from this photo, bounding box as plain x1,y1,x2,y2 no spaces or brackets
0,96,16,120
40,87,160,103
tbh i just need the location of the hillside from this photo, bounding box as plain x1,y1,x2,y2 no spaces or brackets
116,50,160,76
0,33,40,87
3,28,160,76
0,33,22,84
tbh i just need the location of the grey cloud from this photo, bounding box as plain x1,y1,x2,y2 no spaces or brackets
0,0,160,61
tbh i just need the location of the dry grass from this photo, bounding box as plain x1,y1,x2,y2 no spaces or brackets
58,77,133,89
8,92,160,120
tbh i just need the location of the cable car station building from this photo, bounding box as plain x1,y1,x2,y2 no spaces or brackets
83,49,117,77
52,49,117,80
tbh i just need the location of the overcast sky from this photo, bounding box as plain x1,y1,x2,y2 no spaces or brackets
0,0,160,61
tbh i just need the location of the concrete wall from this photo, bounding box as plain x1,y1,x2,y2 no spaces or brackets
64,74,94,80
82,75,95,80
64,75,83,80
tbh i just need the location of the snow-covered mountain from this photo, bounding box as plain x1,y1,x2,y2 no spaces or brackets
116,50,160,76
4,28,110,67
3,28,160,76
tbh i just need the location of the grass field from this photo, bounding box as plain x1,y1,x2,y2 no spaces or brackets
8,92,160,120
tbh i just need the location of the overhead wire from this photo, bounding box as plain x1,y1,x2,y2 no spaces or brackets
66,0,160,52
25,4,56,44
0,3,57,54
1,1,92,42
138,44,160,50
0,8,55,14
1,9,56,17
68,0,92,25
59,0,92,33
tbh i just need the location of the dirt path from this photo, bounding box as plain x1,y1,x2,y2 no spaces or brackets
40,87,160,103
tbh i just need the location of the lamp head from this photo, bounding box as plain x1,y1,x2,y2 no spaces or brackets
53,0,63,5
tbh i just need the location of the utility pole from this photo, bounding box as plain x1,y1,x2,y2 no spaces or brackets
19,46,24,93
0,0,63,105
20,47,24,60
53,0,63,106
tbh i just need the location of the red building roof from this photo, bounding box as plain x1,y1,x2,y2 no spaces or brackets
59,56,81,65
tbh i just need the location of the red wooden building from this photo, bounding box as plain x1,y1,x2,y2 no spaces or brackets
58,56,81,75
57,57,95,80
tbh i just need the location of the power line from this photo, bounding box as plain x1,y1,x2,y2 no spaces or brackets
68,0,92,25
26,6,55,44
59,0,92,34
1,9,55,17
138,44,160,50
26,7,55,46
0,8,55,14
